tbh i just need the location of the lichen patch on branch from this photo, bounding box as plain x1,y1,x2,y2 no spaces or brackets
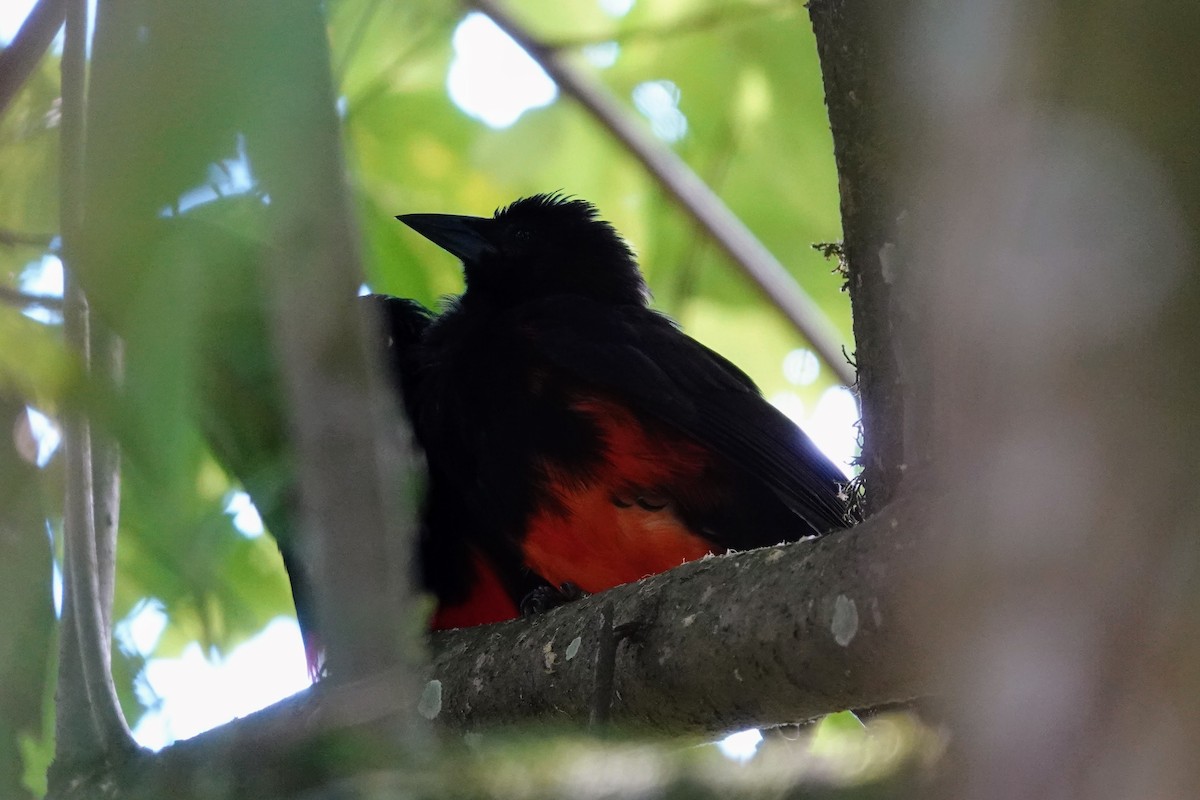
419,680,443,720
832,595,859,646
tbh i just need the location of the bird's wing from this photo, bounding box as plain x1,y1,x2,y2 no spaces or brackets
512,297,851,533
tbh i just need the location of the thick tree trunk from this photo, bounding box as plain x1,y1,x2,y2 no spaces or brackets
896,1,1200,797
809,0,919,513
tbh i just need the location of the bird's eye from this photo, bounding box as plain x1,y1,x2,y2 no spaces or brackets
513,227,532,242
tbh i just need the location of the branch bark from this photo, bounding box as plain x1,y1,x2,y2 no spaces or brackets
0,228,56,248
91,498,925,797
89,323,121,640
64,707,927,800
0,286,63,310
808,0,916,512
55,286,135,773
51,0,136,782
425,503,923,733
0,0,65,120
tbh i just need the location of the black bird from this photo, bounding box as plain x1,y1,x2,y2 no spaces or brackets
369,294,528,632
398,194,851,620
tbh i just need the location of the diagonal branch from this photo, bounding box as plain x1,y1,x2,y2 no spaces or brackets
542,1,796,50
470,0,856,388
0,286,63,310
0,0,66,120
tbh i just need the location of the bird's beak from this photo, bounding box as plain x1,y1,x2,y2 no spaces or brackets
396,213,497,263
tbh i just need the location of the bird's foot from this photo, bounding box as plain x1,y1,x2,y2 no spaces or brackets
520,581,587,616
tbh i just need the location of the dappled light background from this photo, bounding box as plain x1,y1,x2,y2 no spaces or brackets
0,0,855,764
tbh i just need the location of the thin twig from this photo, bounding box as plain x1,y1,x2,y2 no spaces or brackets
333,0,387,82
343,14,457,115
0,227,56,248
55,0,135,768
0,0,66,121
59,287,133,761
50,4,95,772
544,1,795,51
471,0,856,387
667,116,738,311
0,286,63,310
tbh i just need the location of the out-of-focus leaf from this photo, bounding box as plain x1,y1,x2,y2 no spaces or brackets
116,438,293,661
0,53,61,241
0,310,74,405
77,0,320,665
331,0,458,102
0,400,54,800
16,639,56,798
355,187,440,304
76,0,382,707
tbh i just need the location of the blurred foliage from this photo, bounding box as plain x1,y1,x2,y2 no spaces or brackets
337,0,850,403
0,0,852,774
310,711,938,797
0,401,54,800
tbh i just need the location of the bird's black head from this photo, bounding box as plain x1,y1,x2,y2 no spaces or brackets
397,194,648,308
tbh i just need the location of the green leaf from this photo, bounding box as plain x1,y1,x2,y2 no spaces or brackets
0,399,54,799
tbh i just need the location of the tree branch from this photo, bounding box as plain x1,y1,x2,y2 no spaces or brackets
56,286,135,769
89,323,122,639
423,501,923,733
0,227,55,248
51,0,135,779
67,710,927,800
471,0,856,388
0,0,66,121
808,0,915,512
542,2,796,50
103,498,923,796
0,286,63,310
